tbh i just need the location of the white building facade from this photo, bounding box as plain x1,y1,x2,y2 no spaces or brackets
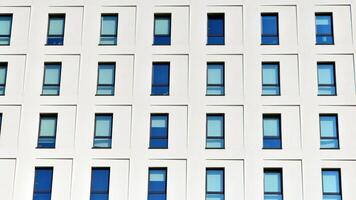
0,0,355,199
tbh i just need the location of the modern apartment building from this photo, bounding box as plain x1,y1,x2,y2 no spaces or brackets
0,0,355,199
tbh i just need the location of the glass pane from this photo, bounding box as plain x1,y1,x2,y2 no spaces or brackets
152,86,169,95
153,64,169,85
318,86,336,96
90,194,109,200
208,64,224,85
37,138,56,148
100,36,117,45
316,36,333,44
206,138,224,148
97,86,114,95
149,169,167,192
320,116,337,137
42,86,60,95
101,15,117,35
316,15,332,34
40,117,57,137
0,37,10,45
207,116,224,137
93,138,111,148
208,15,224,35
95,115,112,137
207,36,224,45
151,115,168,137
263,117,280,137
48,16,64,35
0,66,7,84
323,195,342,200
264,172,282,193
0,86,5,95
98,64,115,85
0,16,12,35
323,171,340,193
263,64,279,85
33,193,52,200
318,64,335,85
262,15,278,35
207,170,224,192
207,86,224,95
264,194,283,200
321,139,339,149
263,138,281,149
150,138,168,148
155,17,170,35
206,194,224,200
91,168,110,192
262,86,280,95
34,168,53,192
44,64,61,85
262,36,279,45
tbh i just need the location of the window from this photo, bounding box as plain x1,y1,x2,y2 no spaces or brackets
206,114,224,149
47,14,65,45
264,169,283,200
150,114,168,149
316,13,334,45
100,14,118,45
320,114,339,149
207,13,224,45
148,168,167,200
37,114,57,148
33,167,53,200
206,168,224,200
263,114,282,149
318,63,336,96
322,169,342,200
97,63,115,96
42,63,61,96
0,62,7,95
93,114,113,148
261,13,279,45
207,63,224,96
262,62,280,96
153,14,171,45
151,62,170,96
0,113,2,134
90,168,110,200
0,14,12,45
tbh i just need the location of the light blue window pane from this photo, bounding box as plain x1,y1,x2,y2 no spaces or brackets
207,170,223,192
207,116,223,137
323,171,340,193
207,86,224,95
320,116,337,137
0,66,7,84
40,117,56,137
155,18,170,35
0,37,10,45
44,64,60,84
48,17,64,35
42,86,59,95
149,170,166,181
263,64,279,85
263,86,280,95
263,118,280,137
206,194,224,200
264,194,283,200
0,16,12,35
152,116,167,128
95,115,112,137
101,15,117,35
97,86,114,95
93,138,111,148
318,86,336,95
206,139,224,148
321,139,339,149
208,64,224,85
264,172,282,193
98,64,115,85
323,195,342,200
318,64,335,85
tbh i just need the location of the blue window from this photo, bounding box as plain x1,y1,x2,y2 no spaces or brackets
322,169,342,200
42,63,61,96
320,114,339,149
150,114,168,149
151,63,169,96
100,14,118,45
90,168,110,200
148,168,167,200
37,114,57,148
207,63,224,96
97,63,115,96
47,14,65,45
0,62,7,95
318,63,336,96
262,62,280,95
93,114,113,148
206,168,224,200
153,14,171,45
263,114,282,149
316,13,334,45
0,15,12,45
261,13,279,45
33,167,53,200
206,114,224,149
264,169,283,200
207,13,224,45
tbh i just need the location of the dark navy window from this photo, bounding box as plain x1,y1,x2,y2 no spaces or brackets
151,62,169,96
261,13,279,45
90,168,110,200
262,62,280,96
148,168,167,200
320,114,339,149
0,62,7,95
207,63,224,95
37,114,57,148
33,167,53,200
153,14,171,45
93,114,113,148
100,14,118,45
0,14,12,45
207,13,224,45
322,169,342,200
206,168,224,200
97,63,115,96
47,14,65,45
316,13,334,45
263,114,282,149
150,114,168,149
264,169,283,200
42,63,61,96
318,63,336,96
206,114,224,149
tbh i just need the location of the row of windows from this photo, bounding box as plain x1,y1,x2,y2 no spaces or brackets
32,166,342,200
32,113,341,150
0,12,337,46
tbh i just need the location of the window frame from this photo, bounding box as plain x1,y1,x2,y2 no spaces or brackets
207,13,225,45
315,13,334,45
149,113,169,149
33,167,54,200
0,62,8,95
206,62,225,96
317,62,337,96
264,168,284,200
0,14,13,46
96,62,116,96
322,168,342,200
205,168,225,200
151,62,170,96
41,62,62,96
147,167,168,200
261,13,279,45
46,14,66,45
90,167,110,200
263,114,282,150
37,113,58,149
206,113,225,149
153,13,172,45
99,13,119,46
93,113,113,149
261,62,280,96
319,114,339,150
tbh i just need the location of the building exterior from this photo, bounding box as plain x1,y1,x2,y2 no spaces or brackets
0,0,355,199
